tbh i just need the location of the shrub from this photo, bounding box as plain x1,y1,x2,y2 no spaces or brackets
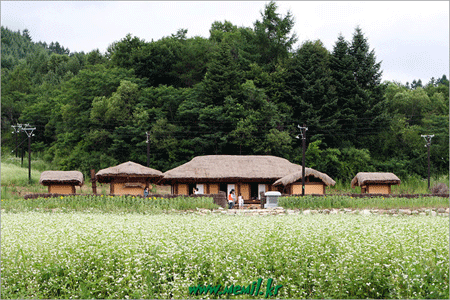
431,183,449,194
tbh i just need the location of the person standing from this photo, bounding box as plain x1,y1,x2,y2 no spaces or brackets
238,193,244,209
228,189,235,209
143,187,149,197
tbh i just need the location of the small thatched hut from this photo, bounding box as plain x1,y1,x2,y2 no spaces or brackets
39,171,84,194
351,172,401,194
96,161,163,196
273,168,336,194
160,155,303,199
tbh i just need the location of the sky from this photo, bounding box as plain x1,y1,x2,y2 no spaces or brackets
1,1,449,85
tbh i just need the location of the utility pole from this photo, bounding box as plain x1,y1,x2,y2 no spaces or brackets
20,124,30,166
22,125,36,184
297,124,308,196
11,124,23,157
421,134,434,190
21,142,24,167
146,132,150,167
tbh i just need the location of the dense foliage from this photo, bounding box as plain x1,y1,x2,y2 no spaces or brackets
2,1,448,181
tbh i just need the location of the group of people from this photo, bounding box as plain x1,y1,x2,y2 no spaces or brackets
228,189,244,209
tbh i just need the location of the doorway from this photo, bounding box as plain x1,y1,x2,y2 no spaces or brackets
219,183,227,193
188,184,196,195
250,183,259,200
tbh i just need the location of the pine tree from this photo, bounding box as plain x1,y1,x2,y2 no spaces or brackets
253,1,297,72
201,43,244,106
329,28,387,149
329,34,358,147
287,40,337,146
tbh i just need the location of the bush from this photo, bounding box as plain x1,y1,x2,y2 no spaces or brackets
431,183,449,194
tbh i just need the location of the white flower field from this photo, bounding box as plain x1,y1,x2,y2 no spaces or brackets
1,212,448,299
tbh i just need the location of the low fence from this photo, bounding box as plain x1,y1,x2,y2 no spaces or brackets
23,191,228,208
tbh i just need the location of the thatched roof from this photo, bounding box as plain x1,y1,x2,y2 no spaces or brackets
39,171,84,186
273,168,336,187
96,161,163,183
161,155,303,182
351,172,401,188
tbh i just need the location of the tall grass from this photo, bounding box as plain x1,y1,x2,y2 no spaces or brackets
1,152,57,172
391,174,449,194
327,174,449,194
279,195,449,210
1,153,57,187
1,162,42,186
1,195,219,213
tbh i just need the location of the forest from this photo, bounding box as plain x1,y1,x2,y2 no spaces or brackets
1,2,448,181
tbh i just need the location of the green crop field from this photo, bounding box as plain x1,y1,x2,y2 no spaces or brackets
1,213,448,299
279,195,449,210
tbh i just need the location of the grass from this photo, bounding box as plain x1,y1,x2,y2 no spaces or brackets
279,195,449,210
1,195,219,213
1,213,448,299
1,162,43,186
327,175,449,194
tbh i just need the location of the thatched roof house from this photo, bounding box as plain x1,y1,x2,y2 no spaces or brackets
273,168,336,187
162,155,302,181
39,171,84,194
273,168,335,195
351,172,401,194
161,155,304,198
96,161,163,195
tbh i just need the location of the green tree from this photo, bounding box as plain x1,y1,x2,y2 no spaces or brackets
90,80,140,127
149,118,181,171
201,42,245,106
48,65,140,167
107,33,145,69
287,40,337,147
253,1,297,71
389,87,431,125
329,28,387,149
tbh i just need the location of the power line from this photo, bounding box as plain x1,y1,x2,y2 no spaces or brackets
11,123,23,157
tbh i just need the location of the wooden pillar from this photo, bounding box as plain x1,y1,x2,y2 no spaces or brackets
110,180,114,195
90,169,97,195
